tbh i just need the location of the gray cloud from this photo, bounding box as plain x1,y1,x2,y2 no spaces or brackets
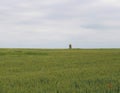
0,0,120,48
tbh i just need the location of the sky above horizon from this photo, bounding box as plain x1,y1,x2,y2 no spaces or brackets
0,0,120,48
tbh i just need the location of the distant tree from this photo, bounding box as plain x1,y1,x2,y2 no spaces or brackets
69,44,72,49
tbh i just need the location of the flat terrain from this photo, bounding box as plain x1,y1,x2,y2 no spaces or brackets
0,49,120,93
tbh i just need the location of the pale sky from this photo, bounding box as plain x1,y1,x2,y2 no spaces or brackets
0,0,120,48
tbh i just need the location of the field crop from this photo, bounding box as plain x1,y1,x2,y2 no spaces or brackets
0,49,120,93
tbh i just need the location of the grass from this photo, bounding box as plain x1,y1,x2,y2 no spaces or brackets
0,49,120,93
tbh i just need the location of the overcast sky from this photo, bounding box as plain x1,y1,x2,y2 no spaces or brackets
0,0,120,48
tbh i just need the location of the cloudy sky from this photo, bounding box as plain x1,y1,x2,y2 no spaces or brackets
0,0,120,48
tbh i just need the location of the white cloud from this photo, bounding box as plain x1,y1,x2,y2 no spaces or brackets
100,0,120,6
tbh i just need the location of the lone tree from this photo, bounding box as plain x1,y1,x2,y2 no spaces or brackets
69,44,72,49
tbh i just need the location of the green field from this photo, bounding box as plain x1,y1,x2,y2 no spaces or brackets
0,49,120,93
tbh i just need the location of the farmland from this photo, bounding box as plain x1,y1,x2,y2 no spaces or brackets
0,49,120,93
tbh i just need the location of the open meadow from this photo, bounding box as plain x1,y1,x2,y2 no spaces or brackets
0,49,120,93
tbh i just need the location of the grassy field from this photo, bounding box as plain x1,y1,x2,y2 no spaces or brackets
0,49,120,93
